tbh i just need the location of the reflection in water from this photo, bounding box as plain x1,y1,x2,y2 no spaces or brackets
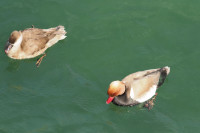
5,57,37,72
6,60,20,72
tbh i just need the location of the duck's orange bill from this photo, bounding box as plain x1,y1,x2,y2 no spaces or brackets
106,96,114,104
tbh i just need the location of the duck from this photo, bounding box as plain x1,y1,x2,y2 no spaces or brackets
106,66,170,109
4,25,67,67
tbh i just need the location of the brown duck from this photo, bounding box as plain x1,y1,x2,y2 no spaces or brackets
106,66,170,109
5,25,67,67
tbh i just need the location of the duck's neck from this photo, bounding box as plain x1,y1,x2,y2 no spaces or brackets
12,32,23,52
113,94,138,106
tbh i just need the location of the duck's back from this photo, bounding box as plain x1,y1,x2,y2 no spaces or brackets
21,28,50,54
20,26,66,58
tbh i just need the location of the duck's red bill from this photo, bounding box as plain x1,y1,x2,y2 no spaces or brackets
106,96,114,104
5,49,8,54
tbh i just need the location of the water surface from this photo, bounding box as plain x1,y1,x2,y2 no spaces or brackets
0,0,200,133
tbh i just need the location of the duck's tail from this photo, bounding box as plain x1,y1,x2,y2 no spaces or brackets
55,25,67,40
45,25,67,47
158,66,170,87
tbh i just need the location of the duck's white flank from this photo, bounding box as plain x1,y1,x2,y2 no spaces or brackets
130,88,134,99
135,85,157,103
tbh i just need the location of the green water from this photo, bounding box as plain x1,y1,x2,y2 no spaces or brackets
0,0,200,132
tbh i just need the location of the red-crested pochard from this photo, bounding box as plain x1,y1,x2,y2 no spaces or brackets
5,25,67,67
106,66,170,109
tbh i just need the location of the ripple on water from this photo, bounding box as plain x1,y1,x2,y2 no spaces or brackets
154,111,183,132
66,64,108,114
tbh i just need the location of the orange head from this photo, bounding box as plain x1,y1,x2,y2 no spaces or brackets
106,81,125,104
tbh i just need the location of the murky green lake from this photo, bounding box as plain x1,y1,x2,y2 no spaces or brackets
0,0,200,132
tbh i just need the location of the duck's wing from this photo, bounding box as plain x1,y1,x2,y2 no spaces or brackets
122,68,162,103
20,28,57,55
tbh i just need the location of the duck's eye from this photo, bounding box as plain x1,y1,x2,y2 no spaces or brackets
8,44,13,50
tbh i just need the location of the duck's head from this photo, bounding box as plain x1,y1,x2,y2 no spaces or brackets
106,81,125,104
5,31,22,56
